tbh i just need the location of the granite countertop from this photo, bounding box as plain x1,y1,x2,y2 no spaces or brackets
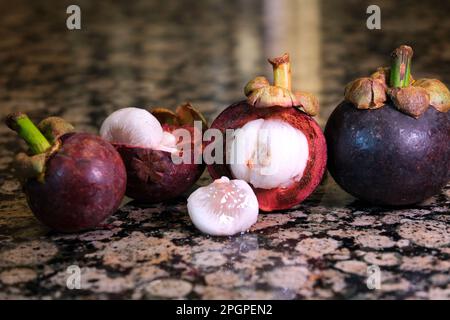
0,0,449,299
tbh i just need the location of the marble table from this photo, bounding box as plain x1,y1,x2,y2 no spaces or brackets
0,0,449,299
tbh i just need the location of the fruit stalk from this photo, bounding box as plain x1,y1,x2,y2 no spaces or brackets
269,53,292,90
6,112,51,155
390,45,413,88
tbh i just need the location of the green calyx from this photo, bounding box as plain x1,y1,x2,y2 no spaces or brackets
5,113,74,181
6,112,51,155
389,45,413,88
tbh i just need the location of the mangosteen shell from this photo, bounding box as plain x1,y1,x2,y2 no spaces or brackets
207,100,327,211
325,101,450,206
114,126,205,203
24,133,127,232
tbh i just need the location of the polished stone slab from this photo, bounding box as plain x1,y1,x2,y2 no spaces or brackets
0,0,449,299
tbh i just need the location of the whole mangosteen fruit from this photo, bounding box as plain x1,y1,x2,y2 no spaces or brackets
207,53,327,211
325,45,450,206
100,104,206,203
6,113,127,232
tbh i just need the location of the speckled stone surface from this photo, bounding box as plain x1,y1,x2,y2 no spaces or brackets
0,0,449,300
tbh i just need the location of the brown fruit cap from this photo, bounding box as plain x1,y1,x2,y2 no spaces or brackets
244,53,319,116
38,117,74,144
151,108,180,125
388,86,430,118
244,76,270,96
344,45,448,118
344,77,386,109
14,139,61,182
413,79,450,113
246,85,297,108
294,91,320,116
14,152,46,183
151,103,208,130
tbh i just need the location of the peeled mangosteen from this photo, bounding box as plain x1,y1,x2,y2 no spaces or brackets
325,45,450,206
187,176,259,236
207,53,327,211
6,113,127,232
100,104,206,203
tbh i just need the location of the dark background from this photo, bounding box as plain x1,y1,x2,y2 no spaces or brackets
0,0,449,300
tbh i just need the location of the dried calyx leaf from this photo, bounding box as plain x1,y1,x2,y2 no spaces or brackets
387,45,449,117
14,152,46,183
151,103,208,129
345,45,449,118
344,77,386,109
38,117,74,143
413,79,450,112
246,85,296,108
244,53,319,116
151,108,180,125
5,113,64,182
14,138,61,182
294,92,320,116
244,76,270,97
388,87,430,118
370,67,389,83
176,103,208,129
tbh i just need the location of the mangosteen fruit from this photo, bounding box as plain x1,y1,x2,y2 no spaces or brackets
325,45,450,206
100,104,207,203
6,113,127,232
207,53,327,211
187,176,259,236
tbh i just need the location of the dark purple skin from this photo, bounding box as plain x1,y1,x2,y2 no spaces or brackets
114,126,205,203
24,133,127,232
325,101,450,206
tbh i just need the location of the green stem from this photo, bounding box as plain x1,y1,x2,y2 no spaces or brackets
268,53,292,90
390,45,413,88
5,112,51,155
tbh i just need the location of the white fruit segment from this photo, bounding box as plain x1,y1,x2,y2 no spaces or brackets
187,177,259,236
100,107,163,148
228,119,309,189
157,131,178,153
99,107,178,152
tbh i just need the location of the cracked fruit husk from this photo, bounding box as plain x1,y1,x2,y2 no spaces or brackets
100,105,206,203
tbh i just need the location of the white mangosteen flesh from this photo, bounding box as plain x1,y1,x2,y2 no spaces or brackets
156,131,178,153
228,119,309,189
187,176,259,236
100,107,163,149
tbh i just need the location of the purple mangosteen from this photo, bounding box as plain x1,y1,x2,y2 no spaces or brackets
325,45,450,206
6,113,127,232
